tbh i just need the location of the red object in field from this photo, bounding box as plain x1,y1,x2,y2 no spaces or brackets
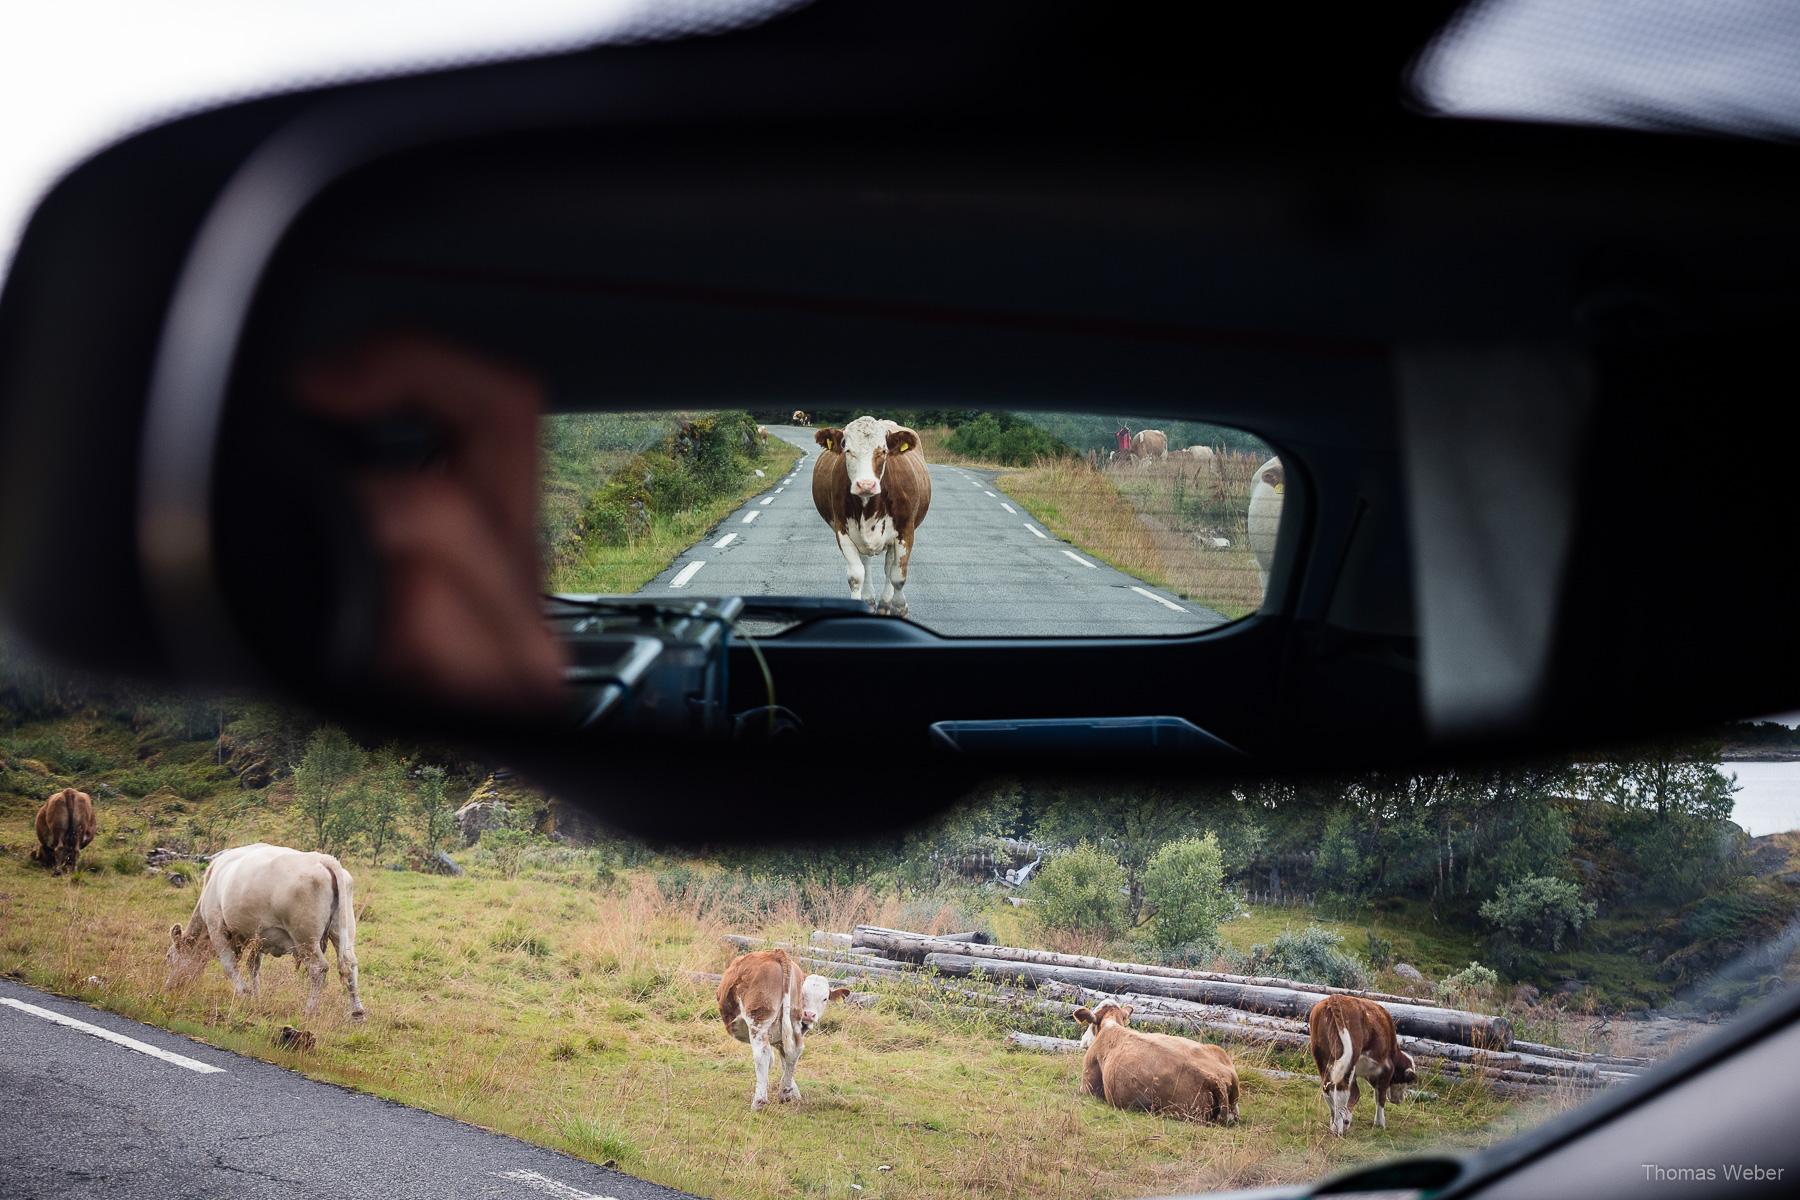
1116,427,1132,454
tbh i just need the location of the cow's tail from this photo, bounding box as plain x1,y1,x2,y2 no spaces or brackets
62,790,77,855
321,860,356,958
779,957,800,1059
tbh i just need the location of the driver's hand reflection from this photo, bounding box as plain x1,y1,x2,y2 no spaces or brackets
295,337,566,709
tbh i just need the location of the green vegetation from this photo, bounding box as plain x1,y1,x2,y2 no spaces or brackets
1246,926,1369,991
941,412,1071,466
542,410,800,594
1141,834,1232,957
1031,843,1131,940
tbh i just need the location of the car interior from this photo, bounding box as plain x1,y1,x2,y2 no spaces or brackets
3,2,1799,1197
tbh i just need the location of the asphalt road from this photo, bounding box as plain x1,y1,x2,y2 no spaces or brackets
0,977,694,1200
639,426,1226,637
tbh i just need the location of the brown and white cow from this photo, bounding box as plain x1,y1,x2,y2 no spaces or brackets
166,843,365,1019
717,949,850,1109
1130,429,1169,463
791,410,810,425
1308,994,1417,1135
31,787,96,875
1074,1000,1240,1124
811,415,932,616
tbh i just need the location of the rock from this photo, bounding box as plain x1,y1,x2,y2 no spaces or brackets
168,872,188,887
431,850,464,877
1555,979,1586,996
84,976,104,988
1511,984,1541,1007
1393,963,1424,982
453,797,511,845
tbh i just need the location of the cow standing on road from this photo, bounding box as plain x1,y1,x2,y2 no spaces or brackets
30,787,96,875
166,842,366,1020
718,950,850,1109
811,415,931,616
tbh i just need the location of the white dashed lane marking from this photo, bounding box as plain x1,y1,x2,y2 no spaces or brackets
713,533,737,549
742,511,761,524
494,1168,620,1200
1130,585,1188,613
670,561,706,588
1024,524,1048,539
759,496,774,505
983,490,997,498
1,997,224,1074
1000,502,1016,514
1061,550,1099,569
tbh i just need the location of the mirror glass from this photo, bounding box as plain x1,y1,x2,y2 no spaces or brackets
542,408,1285,637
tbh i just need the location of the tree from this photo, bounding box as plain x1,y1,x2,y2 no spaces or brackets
1035,785,1218,915
1031,843,1129,939
1579,737,1738,900
1480,875,1597,952
414,765,457,856
294,727,361,851
364,746,408,865
1141,834,1233,957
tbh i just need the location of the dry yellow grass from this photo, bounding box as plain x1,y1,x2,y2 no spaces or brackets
1002,453,1266,620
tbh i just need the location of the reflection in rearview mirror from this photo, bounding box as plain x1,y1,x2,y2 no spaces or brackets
541,409,1283,637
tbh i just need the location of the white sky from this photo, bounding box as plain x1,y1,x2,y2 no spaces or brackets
0,1,673,284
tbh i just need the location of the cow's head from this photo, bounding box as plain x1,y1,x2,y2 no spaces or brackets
1072,999,1133,1047
165,923,206,983
818,416,920,497
797,973,852,1032
1260,461,1284,493
1392,1045,1418,1087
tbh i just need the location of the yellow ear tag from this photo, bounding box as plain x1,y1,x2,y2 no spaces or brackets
1274,483,1284,494
897,441,910,453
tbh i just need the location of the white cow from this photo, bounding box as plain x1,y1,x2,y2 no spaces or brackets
1247,455,1284,591
166,842,365,1019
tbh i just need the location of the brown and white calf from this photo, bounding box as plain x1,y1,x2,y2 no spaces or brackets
717,950,850,1110
811,416,932,616
1308,995,1417,1135
31,787,97,875
1074,1000,1240,1124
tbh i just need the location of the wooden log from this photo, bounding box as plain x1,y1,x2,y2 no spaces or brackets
854,926,1439,1006
923,952,1512,1049
1510,1039,1652,1068
811,931,853,947
1007,1031,1081,1053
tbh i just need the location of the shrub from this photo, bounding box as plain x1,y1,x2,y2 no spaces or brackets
110,849,141,875
1364,931,1395,972
1031,843,1129,939
1248,925,1369,990
1436,961,1500,1005
1480,875,1596,952
944,413,1071,466
1141,834,1232,957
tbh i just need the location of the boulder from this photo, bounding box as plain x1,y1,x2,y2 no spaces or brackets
1393,962,1425,982
454,797,511,845
1511,983,1542,1007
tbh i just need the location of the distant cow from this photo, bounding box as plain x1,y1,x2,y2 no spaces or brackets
717,949,850,1109
166,843,365,1019
756,425,770,444
812,415,932,616
791,410,810,425
1308,995,1417,1136
1130,429,1168,462
1179,445,1216,467
1247,455,1284,591
31,787,96,875
1074,1000,1239,1124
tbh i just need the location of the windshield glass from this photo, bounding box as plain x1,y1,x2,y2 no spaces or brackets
541,409,1283,635
5,643,1798,1197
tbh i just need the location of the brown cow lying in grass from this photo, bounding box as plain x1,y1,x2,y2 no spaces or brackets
31,787,96,875
1308,994,1417,1136
718,949,850,1110
1074,1000,1240,1124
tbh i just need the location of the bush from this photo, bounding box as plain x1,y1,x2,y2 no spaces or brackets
1364,931,1395,972
1480,875,1596,952
1248,925,1369,990
1436,961,1500,1005
1031,843,1129,939
1141,834,1232,957
110,849,141,875
944,413,1071,466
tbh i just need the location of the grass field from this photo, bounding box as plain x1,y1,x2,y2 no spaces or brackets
0,849,1545,1200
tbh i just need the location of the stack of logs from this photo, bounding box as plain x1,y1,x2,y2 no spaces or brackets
715,925,1650,1100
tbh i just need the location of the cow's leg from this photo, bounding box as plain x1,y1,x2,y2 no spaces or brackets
299,947,328,1014
777,1040,803,1103
327,922,366,1020
833,531,867,606
244,944,263,998
748,1022,776,1110
878,536,912,617
207,926,249,995
1374,1083,1388,1129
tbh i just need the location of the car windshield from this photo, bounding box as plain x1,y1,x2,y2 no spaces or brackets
5,638,1799,1197
540,409,1283,636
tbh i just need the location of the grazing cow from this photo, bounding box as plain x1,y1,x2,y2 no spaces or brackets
1073,1000,1239,1124
1182,445,1216,467
717,950,850,1109
791,409,810,425
166,843,365,1019
756,425,770,444
1130,429,1169,463
811,415,932,616
1247,455,1284,591
1308,995,1417,1136
31,787,96,875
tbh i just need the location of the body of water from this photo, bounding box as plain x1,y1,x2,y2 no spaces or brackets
1722,761,1800,836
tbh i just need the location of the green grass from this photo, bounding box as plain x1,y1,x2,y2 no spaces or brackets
549,437,800,594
